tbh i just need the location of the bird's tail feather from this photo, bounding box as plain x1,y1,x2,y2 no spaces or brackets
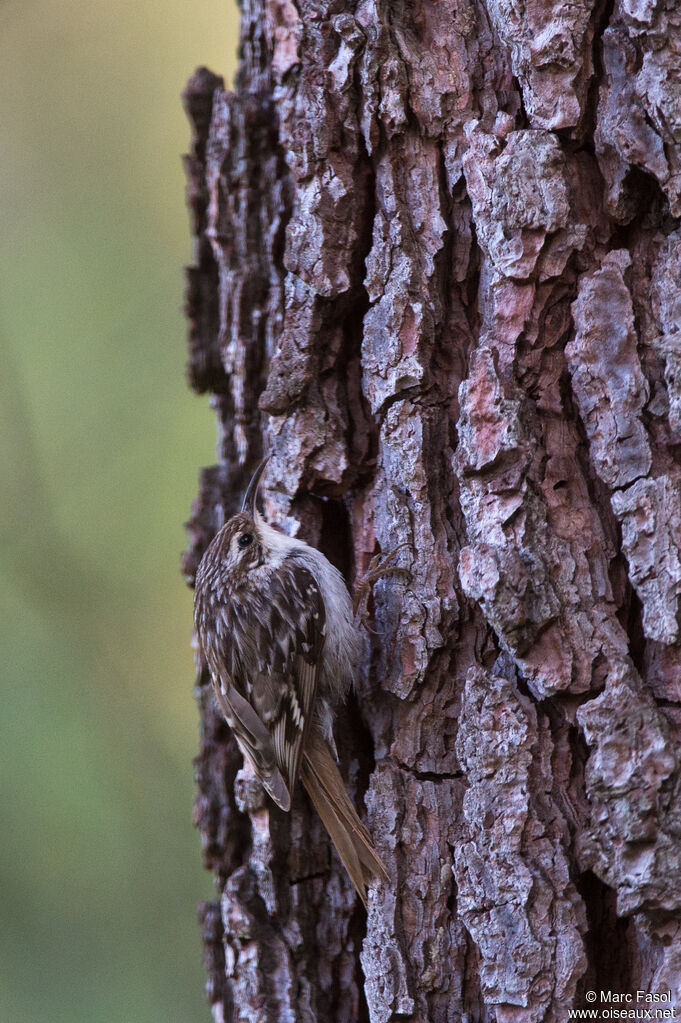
301,730,389,907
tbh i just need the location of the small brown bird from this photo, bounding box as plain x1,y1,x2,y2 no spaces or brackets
193,456,388,905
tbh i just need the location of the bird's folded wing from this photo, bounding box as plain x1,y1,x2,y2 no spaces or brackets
213,677,292,811
252,560,326,800
209,559,326,812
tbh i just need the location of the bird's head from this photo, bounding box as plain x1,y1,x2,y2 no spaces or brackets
213,511,262,577
208,456,270,580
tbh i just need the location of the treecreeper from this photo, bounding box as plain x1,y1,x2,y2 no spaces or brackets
193,455,393,906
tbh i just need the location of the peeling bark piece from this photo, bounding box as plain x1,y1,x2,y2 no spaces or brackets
277,12,369,298
568,249,652,490
221,867,300,1022
636,916,681,1008
362,765,467,1023
372,400,455,700
356,0,410,146
258,278,317,416
596,20,681,221
595,27,667,223
218,808,362,1022
264,0,301,80
578,663,681,919
254,9,374,488
199,900,232,1023
612,475,681,644
205,90,288,462
643,641,681,704
458,541,560,656
362,136,447,413
284,161,362,297
260,275,369,496
463,128,586,280
456,347,628,697
483,0,596,130
570,250,681,646
651,229,681,434
454,668,586,1021
367,0,497,143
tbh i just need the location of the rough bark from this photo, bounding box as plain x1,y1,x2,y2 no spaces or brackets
182,2,681,1020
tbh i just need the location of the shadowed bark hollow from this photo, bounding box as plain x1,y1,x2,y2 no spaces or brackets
182,2,681,1020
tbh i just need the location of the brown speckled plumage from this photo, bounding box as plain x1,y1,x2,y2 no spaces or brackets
193,459,387,904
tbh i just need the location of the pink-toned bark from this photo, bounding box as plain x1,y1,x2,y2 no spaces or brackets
183,0,681,1017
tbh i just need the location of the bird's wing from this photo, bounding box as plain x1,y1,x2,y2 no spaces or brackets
211,674,293,811
248,560,326,803
200,560,326,811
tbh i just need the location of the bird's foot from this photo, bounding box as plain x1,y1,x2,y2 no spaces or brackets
353,544,410,628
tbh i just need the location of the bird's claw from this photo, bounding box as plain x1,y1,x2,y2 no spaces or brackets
353,543,410,626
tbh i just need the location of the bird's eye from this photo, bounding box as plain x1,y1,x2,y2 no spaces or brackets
237,532,253,549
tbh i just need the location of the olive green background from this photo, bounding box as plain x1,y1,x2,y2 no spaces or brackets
1,3,238,1020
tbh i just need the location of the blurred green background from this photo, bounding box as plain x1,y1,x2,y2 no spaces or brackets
1,2,238,1020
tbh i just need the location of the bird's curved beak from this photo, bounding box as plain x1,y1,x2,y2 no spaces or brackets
241,454,271,517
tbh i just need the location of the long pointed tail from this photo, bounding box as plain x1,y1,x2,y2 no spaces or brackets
301,730,389,907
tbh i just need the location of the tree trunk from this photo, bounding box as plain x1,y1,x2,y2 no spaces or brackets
182,2,681,1020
